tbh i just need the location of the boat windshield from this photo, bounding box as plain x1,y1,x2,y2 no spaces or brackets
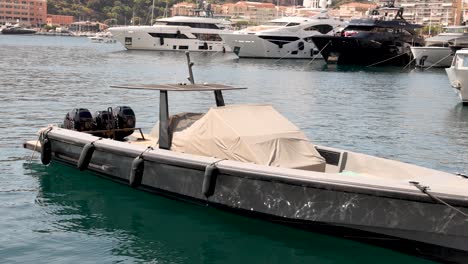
154,21,220,29
344,26,373,32
443,27,468,34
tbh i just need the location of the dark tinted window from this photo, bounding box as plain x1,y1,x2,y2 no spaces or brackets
304,24,333,34
165,22,219,29
148,32,189,39
193,33,222,41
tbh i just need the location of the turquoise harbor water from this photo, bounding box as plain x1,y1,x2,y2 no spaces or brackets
1,35,467,263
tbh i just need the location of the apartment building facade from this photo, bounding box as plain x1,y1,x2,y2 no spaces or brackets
171,1,277,23
0,0,46,26
382,0,464,26
46,14,74,26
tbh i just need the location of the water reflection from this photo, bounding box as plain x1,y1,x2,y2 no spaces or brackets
29,163,433,264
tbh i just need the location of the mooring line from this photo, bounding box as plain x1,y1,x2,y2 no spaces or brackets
138,146,154,158
410,181,468,219
274,50,292,63
366,51,411,67
305,40,331,69
423,53,453,71
402,57,416,71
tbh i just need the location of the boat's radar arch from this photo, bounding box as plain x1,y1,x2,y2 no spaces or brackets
110,52,246,150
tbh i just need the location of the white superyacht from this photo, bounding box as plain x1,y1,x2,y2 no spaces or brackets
221,13,344,59
411,25,468,68
109,16,232,52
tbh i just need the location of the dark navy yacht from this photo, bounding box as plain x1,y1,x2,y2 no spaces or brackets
311,2,424,66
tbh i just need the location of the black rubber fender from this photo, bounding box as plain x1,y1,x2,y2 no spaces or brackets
40,137,52,165
77,143,95,171
129,157,144,188
202,164,218,197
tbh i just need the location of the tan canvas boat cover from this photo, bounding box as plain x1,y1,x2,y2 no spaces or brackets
171,104,326,171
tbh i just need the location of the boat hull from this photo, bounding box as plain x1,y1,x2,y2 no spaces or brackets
312,36,415,66
411,46,453,68
446,67,468,104
109,26,231,53
1,28,36,34
25,128,468,263
221,33,321,59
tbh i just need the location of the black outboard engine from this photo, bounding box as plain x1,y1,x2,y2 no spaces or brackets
113,106,136,140
64,108,94,132
93,107,115,137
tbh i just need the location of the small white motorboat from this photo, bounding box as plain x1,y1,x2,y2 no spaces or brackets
88,31,116,43
446,49,468,104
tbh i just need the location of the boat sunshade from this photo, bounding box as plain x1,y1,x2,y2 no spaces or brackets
111,83,246,91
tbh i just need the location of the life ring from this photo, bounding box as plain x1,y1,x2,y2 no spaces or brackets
77,142,95,171
40,137,52,165
129,156,144,188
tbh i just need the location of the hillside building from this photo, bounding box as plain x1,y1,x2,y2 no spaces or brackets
0,0,47,26
46,14,73,27
336,2,378,20
377,0,464,26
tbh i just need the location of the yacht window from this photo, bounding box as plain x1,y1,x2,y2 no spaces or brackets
193,33,222,41
286,23,300,27
304,24,333,34
372,27,389,33
345,26,372,31
258,36,300,47
402,29,413,36
165,22,220,29
462,56,468,68
179,45,189,50
444,27,468,34
264,22,288,26
148,32,189,39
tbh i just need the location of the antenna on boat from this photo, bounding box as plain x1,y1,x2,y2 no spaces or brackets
151,0,155,25
186,52,195,85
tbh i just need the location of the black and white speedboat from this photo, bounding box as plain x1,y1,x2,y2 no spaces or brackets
1,24,36,35
311,4,424,66
24,53,468,263
221,13,344,59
